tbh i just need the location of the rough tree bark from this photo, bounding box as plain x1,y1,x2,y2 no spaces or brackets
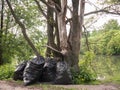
0,0,4,65
67,0,80,70
57,0,68,56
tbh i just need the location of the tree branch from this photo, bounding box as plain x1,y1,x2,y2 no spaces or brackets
6,0,41,57
44,45,62,54
83,25,90,51
67,4,120,23
40,0,60,13
85,3,120,16
84,9,120,16
34,0,47,19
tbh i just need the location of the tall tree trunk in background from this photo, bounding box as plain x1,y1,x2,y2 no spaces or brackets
68,0,85,71
68,0,80,70
46,0,59,57
0,0,4,65
46,0,63,58
45,2,54,57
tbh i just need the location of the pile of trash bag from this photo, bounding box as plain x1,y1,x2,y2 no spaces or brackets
13,61,27,80
23,56,45,86
54,60,72,84
42,57,57,82
13,56,72,85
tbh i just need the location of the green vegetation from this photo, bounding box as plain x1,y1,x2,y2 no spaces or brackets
81,19,120,55
75,19,120,84
72,51,96,84
0,0,120,87
1,19,120,85
0,63,14,80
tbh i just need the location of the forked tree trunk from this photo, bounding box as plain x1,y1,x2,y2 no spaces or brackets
50,0,85,71
56,0,85,71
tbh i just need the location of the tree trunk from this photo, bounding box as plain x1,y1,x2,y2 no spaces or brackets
45,0,61,57
68,0,85,71
57,0,68,56
68,0,80,70
45,2,54,57
0,0,4,65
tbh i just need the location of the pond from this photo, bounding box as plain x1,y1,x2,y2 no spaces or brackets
94,55,120,82
80,55,120,82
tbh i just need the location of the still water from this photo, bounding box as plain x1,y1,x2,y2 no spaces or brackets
80,55,120,81
94,55,120,80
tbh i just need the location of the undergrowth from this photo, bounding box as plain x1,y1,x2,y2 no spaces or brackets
0,64,14,80
72,51,97,84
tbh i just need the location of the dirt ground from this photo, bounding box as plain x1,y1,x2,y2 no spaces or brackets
0,80,120,90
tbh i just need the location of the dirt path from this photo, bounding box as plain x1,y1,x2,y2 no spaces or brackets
0,81,120,90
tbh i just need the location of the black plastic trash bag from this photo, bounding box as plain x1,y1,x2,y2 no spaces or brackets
13,61,27,80
23,56,45,86
54,60,72,84
42,57,57,82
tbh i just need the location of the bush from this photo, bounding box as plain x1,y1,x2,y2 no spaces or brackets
0,64,14,80
72,69,94,84
72,51,97,84
107,32,120,55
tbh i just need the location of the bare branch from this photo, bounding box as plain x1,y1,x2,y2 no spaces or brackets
40,0,61,13
85,3,120,16
67,5,73,13
34,0,47,19
84,9,120,16
83,25,90,51
44,45,62,54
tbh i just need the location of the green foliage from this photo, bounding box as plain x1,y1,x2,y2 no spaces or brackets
72,53,120,84
81,29,120,55
0,64,14,80
81,19,120,55
102,19,120,31
14,0,41,28
72,51,97,84
30,29,47,56
107,32,120,55
1,0,47,64
2,33,17,64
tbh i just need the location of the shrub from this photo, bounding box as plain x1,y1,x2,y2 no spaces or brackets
0,64,14,80
72,51,97,84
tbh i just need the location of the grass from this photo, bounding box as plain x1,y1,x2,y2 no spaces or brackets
6,80,76,90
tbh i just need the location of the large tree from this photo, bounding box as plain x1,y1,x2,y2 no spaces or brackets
5,0,120,70
35,0,85,70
